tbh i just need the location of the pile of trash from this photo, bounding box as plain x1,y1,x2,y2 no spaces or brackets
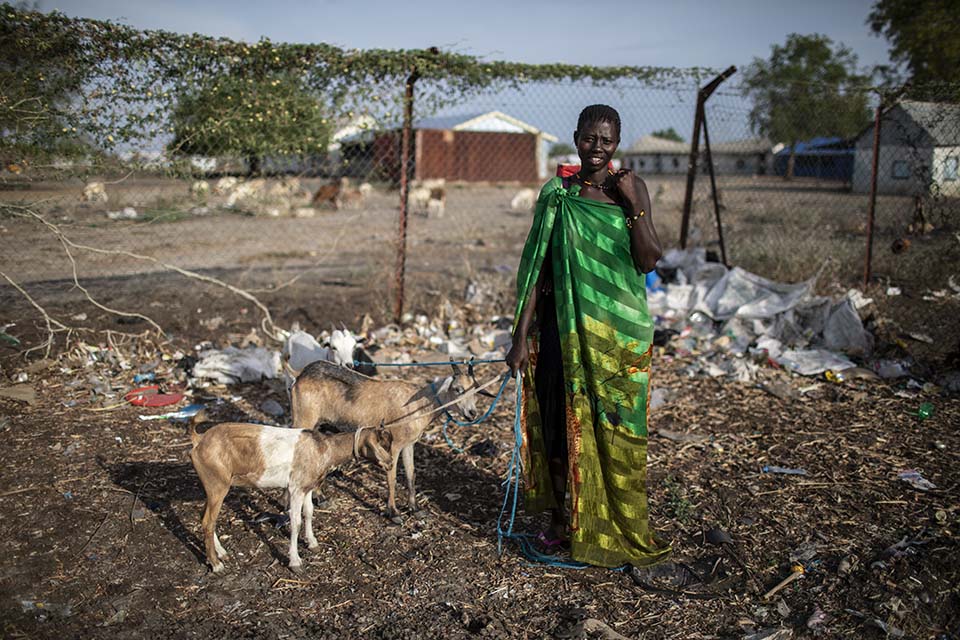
649,248,888,381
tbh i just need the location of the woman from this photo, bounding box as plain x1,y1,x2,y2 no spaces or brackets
506,104,671,568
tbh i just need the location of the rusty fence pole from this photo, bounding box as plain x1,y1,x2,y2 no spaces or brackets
680,66,736,249
679,102,704,249
864,97,883,287
394,66,420,323
700,104,727,265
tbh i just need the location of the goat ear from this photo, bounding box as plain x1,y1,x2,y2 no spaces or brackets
438,376,453,394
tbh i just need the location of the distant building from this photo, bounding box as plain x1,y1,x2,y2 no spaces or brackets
774,137,855,182
707,137,774,175
622,135,688,175
363,111,558,183
623,135,774,176
851,100,960,196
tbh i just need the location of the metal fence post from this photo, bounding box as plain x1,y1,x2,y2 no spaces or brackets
394,66,420,323
679,66,736,250
864,97,883,287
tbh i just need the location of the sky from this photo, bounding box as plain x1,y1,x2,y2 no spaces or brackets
47,0,896,147
51,0,893,70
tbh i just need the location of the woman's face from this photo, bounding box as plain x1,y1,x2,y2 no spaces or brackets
575,120,619,173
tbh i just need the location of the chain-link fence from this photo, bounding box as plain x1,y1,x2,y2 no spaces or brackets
2,8,958,341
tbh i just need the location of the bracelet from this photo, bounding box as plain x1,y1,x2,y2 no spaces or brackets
624,209,645,229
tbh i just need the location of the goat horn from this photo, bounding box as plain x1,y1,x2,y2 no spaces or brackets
477,388,496,398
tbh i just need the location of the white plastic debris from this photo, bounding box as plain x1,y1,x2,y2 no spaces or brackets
193,346,280,384
106,207,138,220
776,349,856,376
897,469,936,491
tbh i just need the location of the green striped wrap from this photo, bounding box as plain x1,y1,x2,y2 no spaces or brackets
515,177,671,568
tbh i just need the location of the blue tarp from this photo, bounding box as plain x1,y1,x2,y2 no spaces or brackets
774,137,854,181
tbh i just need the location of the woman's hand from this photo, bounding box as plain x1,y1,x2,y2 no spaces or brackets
505,338,530,377
614,169,641,209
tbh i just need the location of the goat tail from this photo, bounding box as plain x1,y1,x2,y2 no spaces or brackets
188,410,208,448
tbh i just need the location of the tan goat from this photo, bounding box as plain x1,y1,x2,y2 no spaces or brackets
288,360,489,518
190,421,392,573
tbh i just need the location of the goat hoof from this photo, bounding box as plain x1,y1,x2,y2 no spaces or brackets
307,541,320,550
389,514,403,525
289,563,303,574
211,563,225,574
412,509,429,519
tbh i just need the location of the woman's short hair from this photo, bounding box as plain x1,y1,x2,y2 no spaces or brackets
576,105,621,141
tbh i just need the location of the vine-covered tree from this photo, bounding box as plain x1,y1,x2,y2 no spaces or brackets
651,127,684,142
168,75,333,176
742,34,871,179
868,0,960,96
0,3,100,163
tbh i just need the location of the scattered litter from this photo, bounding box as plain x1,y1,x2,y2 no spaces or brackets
260,399,284,417
71,312,88,321
762,466,808,476
193,346,280,384
763,564,805,600
133,372,156,383
742,627,793,640
906,332,934,344
20,599,73,620
138,403,205,422
824,370,845,384
777,350,855,377
805,607,827,635
916,402,934,419
123,385,185,407
885,287,901,296
649,388,670,410
874,359,910,379
0,323,21,346
846,289,873,310
896,469,936,491
844,609,904,638
106,207,138,220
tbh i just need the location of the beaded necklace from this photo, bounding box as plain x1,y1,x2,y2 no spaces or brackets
576,168,615,190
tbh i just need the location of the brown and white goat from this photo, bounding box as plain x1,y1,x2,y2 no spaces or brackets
189,421,392,572
288,360,489,518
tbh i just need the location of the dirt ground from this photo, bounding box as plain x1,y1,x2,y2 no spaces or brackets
1,177,959,638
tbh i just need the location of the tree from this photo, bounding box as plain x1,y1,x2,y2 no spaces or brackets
651,127,684,142
0,4,101,162
742,34,871,179
549,142,575,157
169,74,333,176
868,0,960,95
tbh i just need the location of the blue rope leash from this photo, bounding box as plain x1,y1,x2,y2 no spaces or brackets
435,373,513,453
346,356,612,569
494,372,626,571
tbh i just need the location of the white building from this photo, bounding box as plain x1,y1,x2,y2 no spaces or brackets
851,101,960,196
622,135,688,174
706,137,774,175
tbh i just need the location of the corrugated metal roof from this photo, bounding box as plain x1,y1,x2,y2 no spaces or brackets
900,100,960,146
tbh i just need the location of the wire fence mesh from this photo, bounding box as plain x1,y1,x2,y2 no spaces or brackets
2,9,959,335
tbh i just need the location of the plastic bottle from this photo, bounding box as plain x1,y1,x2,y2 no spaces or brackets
917,402,934,419
824,370,845,383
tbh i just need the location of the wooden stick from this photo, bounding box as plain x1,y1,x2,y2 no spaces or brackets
763,564,804,600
